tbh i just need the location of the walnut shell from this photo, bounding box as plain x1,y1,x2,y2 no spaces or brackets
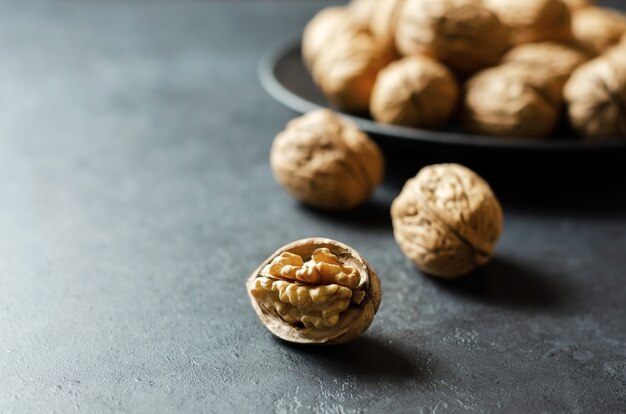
270,110,384,210
391,164,503,279
484,0,572,45
302,7,360,70
564,56,626,138
311,29,395,113
370,56,459,128
348,0,378,28
462,65,562,138
562,0,593,10
501,42,591,86
246,238,382,345
571,6,626,55
369,0,406,52
395,0,510,75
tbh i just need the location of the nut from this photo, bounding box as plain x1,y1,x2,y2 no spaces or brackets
571,6,626,55
311,29,395,113
270,110,384,210
370,56,459,128
501,41,591,86
564,56,626,138
369,0,406,52
391,164,503,278
484,0,572,45
247,238,382,344
561,0,593,10
395,0,510,75
462,64,562,138
348,0,378,29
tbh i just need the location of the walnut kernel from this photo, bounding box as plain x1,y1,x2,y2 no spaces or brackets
247,238,381,344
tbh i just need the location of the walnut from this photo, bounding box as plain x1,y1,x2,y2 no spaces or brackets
369,0,406,52
501,42,591,86
370,56,459,128
484,0,572,45
561,0,593,10
395,0,510,75
270,110,384,210
247,238,381,344
311,27,395,113
391,164,503,279
302,7,361,71
462,64,562,138
564,56,626,138
571,6,626,55
348,0,378,29
604,35,626,66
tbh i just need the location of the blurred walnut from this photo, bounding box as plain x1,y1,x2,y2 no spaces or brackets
604,35,626,66
391,164,503,279
501,42,590,86
395,0,510,75
311,29,395,113
348,0,378,28
247,238,381,344
564,56,626,138
270,110,384,210
484,0,572,45
571,6,626,54
370,56,459,128
369,0,405,52
462,65,562,138
561,0,593,10
302,7,360,70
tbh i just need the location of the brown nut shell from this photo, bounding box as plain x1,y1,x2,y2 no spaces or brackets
348,0,378,29
462,65,562,138
370,56,459,128
484,0,572,45
395,0,510,75
370,0,406,52
270,110,384,210
564,56,626,138
571,6,626,55
561,0,593,10
246,238,382,345
391,164,503,279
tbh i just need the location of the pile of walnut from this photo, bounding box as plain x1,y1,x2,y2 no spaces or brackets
303,0,626,139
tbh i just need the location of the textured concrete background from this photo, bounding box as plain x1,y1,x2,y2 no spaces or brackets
1,1,625,413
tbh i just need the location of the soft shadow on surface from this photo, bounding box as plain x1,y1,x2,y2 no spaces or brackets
299,198,392,230
275,335,435,384
380,143,626,217
426,256,573,312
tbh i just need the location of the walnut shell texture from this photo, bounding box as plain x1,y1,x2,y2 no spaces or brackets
501,41,591,86
370,56,459,128
395,0,510,75
564,56,626,138
311,29,395,113
462,65,562,137
391,164,503,279
484,0,572,45
270,110,384,210
247,238,382,345
571,6,626,54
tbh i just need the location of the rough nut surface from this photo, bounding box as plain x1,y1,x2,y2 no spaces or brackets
571,6,626,54
395,0,510,75
247,238,382,344
484,0,572,45
311,29,395,113
370,56,459,128
564,56,626,138
270,110,384,210
501,42,590,87
391,164,503,278
462,64,562,138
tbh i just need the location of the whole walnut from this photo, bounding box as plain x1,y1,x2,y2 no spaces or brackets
501,42,591,86
462,65,562,138
391,164,503,279
395,0,510,75
484,0,572,45
270,110,384,210
311,29,395,113
302,7,360,71
370,56,459,128
369,0,406,52
571,6,626,55
247,238,381,344
564,56,626,138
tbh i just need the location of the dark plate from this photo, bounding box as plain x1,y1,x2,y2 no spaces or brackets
259,39,626,153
